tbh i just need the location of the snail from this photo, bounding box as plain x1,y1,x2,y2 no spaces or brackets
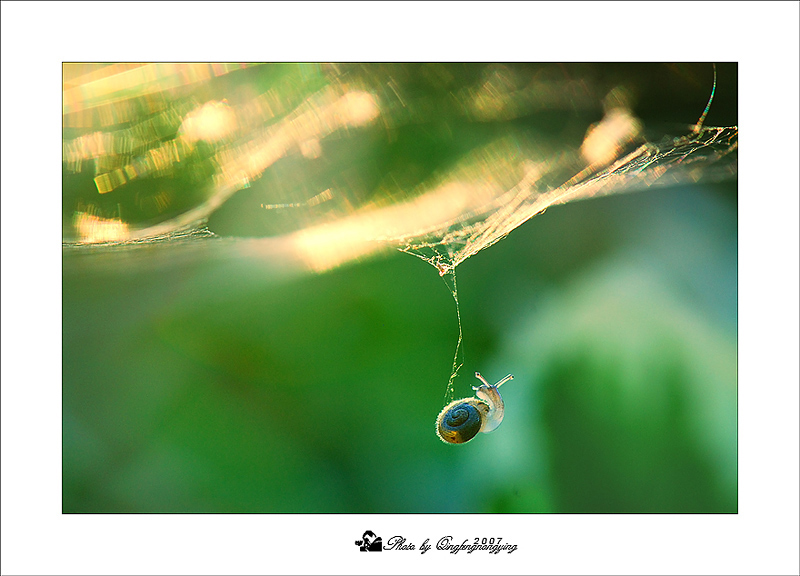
436,372,513,444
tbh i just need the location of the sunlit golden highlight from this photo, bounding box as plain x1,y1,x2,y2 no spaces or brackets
63,63,252,115
212,88,379,192
261,188,333,210
73,212,129,243
63,100,196,173
287,158,540,273
63,63,737,264
179,100,237,144
581,108,642,167
70,82,381,243
94,138,193,194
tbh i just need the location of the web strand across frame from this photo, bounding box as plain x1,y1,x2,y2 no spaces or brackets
397,72,735,401
693,63,717,134
62,63,737,412
441,269,463,405
395,64,736,279
396,123,736,279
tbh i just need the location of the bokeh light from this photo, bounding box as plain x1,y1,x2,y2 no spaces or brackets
63,62,737,513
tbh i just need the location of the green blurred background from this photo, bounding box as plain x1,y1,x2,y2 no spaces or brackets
63,63,737,512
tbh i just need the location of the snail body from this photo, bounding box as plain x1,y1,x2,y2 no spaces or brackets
436,372,513,444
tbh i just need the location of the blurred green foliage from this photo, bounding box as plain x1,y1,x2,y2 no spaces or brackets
63,63,736,513
63,182,736,512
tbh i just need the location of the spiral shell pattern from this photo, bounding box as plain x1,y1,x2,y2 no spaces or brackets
436,398,490,444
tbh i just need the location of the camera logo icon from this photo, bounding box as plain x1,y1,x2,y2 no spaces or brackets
355,530,382,552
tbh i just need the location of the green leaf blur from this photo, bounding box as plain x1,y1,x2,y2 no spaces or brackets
63,63,737,513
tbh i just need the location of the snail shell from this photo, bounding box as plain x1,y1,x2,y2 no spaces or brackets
435,372,510,444
436,398,490,444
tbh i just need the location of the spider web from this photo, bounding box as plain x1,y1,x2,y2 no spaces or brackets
398,124,737,276
61,63,738,404
394,119,737,403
